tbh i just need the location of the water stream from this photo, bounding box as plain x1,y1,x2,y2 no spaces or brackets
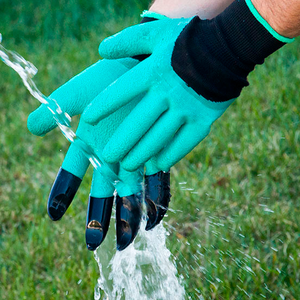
0,33,120,186
93,220,185,300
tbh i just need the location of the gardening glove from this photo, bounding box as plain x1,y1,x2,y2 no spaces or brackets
82,0,292,173
27,57,170,251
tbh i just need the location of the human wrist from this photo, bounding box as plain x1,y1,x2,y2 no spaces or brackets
251,0,298,39
246,0,295,41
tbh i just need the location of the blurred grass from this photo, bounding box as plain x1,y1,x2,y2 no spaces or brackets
0,0,300,299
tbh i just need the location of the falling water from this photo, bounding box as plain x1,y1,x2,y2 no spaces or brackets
93,220,185,300
0,33,120,186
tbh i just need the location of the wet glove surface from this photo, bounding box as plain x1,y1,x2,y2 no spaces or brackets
82,18,234,173
83,0,292,172
28,57,171,251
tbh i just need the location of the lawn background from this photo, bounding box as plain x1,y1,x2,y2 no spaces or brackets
0,0,300,299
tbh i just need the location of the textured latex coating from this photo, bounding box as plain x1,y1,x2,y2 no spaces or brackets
28,16,172,249
116,194,143,251
82,18,234,172
85,196,114,251
48,168,82,221
28,58,144,197
145,171,171,231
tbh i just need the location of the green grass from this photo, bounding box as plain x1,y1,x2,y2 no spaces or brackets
0,1,300,299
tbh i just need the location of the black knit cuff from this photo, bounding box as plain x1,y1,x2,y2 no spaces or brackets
171,0,286,102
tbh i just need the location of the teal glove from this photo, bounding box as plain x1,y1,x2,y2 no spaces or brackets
28,58,170,251
82,18,234,173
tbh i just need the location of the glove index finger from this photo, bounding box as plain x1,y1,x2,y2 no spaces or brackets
99,20,167,59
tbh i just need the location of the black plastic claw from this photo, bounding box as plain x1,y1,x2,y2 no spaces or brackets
116,194,143,251
85,196,114,251
145,171,171,231
47,168,82,221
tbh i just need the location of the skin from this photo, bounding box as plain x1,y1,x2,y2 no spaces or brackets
150,0,234,19
150,0,300,37
251,0,300,38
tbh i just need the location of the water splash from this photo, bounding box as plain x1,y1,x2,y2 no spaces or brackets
94,220,185,300
0,33,121,186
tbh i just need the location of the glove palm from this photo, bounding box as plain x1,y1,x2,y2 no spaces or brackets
28,58,170,251
83,18,234,172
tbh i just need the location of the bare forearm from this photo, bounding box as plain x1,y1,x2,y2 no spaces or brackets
150,0,300,38
252,0,300,38
150,0,234,19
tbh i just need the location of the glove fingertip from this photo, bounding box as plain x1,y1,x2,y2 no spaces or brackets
27,108,56,136
98,38,112,58
120,159,141,173
99,34,125,58
102,144,122,165
48,168,82,221
81,106,99,125
27,112,39,135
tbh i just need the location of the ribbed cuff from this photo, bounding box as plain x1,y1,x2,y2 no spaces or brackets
172,0,288,102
